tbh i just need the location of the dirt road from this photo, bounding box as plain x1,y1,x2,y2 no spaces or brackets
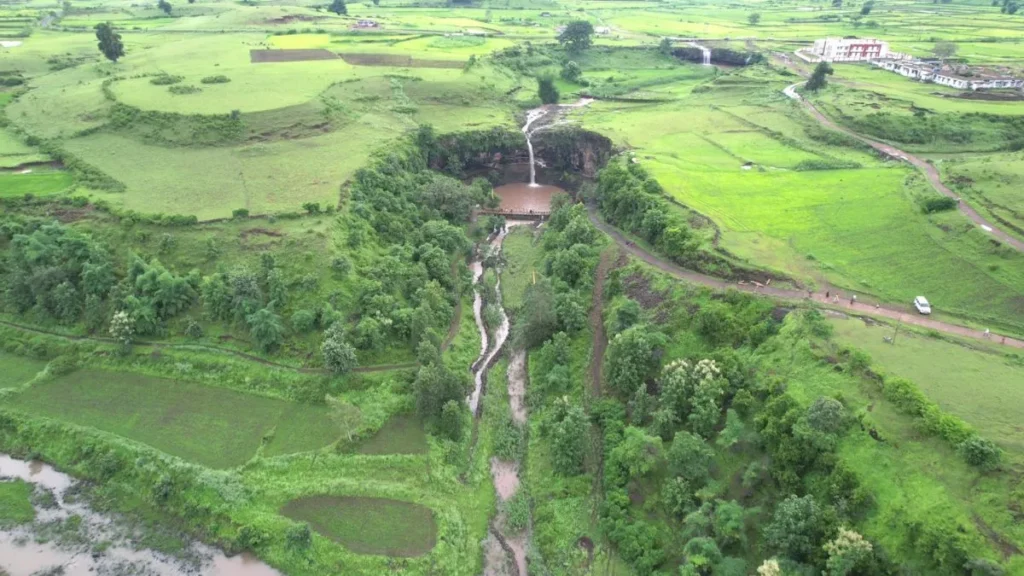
586,207,1024,349
781,75,1024,252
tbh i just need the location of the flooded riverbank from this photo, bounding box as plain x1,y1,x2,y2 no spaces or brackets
0,454,280,576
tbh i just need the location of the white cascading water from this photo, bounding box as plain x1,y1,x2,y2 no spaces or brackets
520,98,595,188
690,42,711,66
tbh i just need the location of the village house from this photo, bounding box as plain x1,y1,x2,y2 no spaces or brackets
354,19,379,28
872,59,1024,91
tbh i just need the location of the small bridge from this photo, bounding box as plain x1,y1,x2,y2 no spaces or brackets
477,209,549,221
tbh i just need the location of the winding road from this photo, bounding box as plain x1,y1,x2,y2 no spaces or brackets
782,78,1024,252
586,206,1024,349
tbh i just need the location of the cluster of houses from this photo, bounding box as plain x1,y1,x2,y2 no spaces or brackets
804,37,1023,92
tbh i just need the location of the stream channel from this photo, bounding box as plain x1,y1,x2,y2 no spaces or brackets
473,99,591,576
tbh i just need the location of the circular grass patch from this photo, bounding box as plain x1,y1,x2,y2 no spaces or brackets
280,496,437,557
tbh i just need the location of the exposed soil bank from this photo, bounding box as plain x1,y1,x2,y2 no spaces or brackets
0,454,280,576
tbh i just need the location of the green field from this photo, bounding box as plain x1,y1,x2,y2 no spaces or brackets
831,317,1024,456
355,413,428,455
4,369,338,468
280,495,437,556
0,351,46,389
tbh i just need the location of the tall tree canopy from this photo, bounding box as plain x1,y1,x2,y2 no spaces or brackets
94,22,124,62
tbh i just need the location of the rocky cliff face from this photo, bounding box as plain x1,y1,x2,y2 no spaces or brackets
532,127,613,177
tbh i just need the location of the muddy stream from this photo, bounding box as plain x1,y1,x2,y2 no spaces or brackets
0,454,280,576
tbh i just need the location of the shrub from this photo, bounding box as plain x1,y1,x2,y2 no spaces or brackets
503,490,530,533
493,415,524,460
291,309,316,333
200,74,231,84
168,84,202,95
958,435,1001,471
882,377,929,416
922,196,958,214
150,74,183,85
921,405,974,445
232,208,250,219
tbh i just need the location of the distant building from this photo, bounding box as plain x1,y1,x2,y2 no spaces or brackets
873,59,1023,91
810,37,909,62
595,26,611,35
354,19,379,28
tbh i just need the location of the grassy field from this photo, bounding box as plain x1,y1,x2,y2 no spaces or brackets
940,151,1024,241
582,65,1024,334
0,479,34,525
500,225,544,313
830,316,1024,457
280,495,437,556
3,369,338,468
0,351,46,389
355,413,428,455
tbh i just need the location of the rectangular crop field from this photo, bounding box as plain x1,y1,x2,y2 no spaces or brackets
4,370,338,467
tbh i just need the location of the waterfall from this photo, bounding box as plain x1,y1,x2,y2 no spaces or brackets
521,108,546,188
690,42,711,66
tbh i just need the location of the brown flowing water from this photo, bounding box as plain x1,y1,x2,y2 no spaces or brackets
0,454,280,576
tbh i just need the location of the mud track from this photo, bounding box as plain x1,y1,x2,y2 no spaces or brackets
778,59,1024,252
586,205,1024,349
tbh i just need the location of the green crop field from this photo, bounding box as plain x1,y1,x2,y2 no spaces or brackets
3,0,1024,574
3,369,338,468
281,495,438,556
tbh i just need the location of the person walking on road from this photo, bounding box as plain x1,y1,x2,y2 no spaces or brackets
851,294,857,305
825,290,830,301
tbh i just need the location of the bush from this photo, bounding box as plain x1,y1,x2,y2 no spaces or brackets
503,490,530,533
168,84,202,95
958,435,1001,471
200,74,231,84
493,415,524,460
922,196,958,214
232,208,250,219
150,74,183,85
882,377,929,416
291,309,316,333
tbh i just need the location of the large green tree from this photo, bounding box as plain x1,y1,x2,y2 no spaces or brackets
537,76,559,104
805,62,834,91
558,20,594,53
329,0,347,15
94,22,124,63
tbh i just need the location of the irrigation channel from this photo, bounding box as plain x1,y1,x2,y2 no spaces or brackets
0,454,280,576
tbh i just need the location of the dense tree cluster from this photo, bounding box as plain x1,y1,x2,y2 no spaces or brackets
596,159,701,265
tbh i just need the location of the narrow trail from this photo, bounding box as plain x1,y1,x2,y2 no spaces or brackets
587,250,613,526
586,206,1024,349
588,252,612,398
780,68,1024,252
